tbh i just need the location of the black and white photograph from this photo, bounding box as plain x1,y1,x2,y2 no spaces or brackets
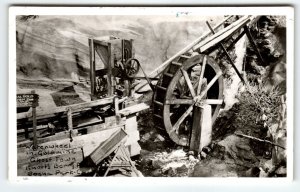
8,7,294,180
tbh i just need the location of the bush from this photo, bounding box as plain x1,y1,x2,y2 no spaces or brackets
238,83,282,126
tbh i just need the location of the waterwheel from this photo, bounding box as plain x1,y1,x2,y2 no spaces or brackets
152,54,224,146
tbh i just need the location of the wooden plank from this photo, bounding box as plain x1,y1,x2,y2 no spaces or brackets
17,124,48,134
17,97,114,120
17,115,125,141
118,103,149,116
89,128,128,165
76,116,126,135
204,99,223,105
165,99,193,105
17,116,126,148
197,16,252,53
93,38,110,47
17,130,79,148
17,115,102,134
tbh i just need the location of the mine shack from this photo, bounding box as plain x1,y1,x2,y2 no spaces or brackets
15,12,289,177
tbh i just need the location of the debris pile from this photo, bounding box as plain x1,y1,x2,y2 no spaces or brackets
136,149,197,177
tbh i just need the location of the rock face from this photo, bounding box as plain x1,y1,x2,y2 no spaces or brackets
245,16,286,93
16,15,223,83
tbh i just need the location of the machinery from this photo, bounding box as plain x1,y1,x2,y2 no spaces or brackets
88,15,264,150
89,36,140,99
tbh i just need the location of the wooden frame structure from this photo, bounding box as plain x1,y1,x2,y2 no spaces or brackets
148,15,264,152
135,15,263,91
89,36,134,98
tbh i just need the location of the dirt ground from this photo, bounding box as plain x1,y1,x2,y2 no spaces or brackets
135,91,284,177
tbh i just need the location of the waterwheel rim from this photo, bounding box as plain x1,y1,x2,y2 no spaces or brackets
163,54,224,146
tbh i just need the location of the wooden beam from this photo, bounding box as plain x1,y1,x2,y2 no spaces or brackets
118,103,149,116
17,130,79,148
197,55,207,95
244,26,265,64
165,99,193,105
189,106,202,154
92,39,110,47
17,116,126,148
197,15,252,53
170,104,194,133
190,104,212,154
89,38,96,96
181,69,196,98
31,90,37,149
198,71,222,101
107,42,113,96
114,97,119,115
17,97,114,120
204,99,223,105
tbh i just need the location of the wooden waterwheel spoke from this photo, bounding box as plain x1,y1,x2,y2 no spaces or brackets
197,55,207,95
166,99,193,105
180,68,196,98
198,71,222,101
170,104,194,133
176,79,184,95
204,99,223,105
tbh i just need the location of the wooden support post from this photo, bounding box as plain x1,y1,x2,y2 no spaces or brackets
107,42,114,96
190,106,202,154
114,97,119,115
89,38,96,97
67,107,73,142
189,104,212,154
31,90,37,149
67,108,73,130
124,80,131,97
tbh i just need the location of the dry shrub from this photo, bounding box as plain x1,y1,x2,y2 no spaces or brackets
238,83,282,127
